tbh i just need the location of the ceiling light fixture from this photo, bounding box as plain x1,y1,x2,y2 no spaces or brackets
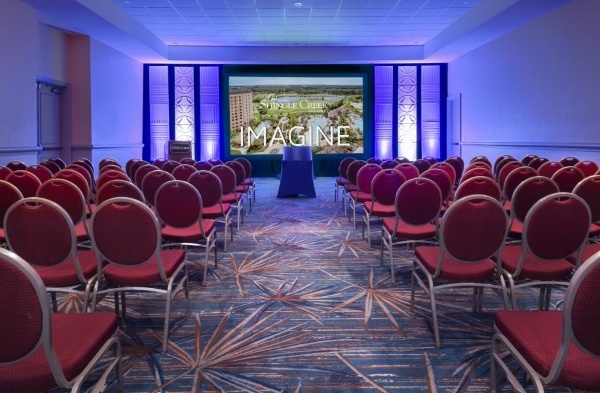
295,2,302,6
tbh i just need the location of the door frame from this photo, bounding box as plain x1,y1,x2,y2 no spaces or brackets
37,78,71,164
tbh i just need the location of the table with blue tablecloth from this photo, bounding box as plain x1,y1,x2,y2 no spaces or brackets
277,146,316,198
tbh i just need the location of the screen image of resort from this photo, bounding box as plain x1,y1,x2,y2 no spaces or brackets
229,76,364,155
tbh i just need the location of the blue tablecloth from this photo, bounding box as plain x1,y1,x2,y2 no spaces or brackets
277,147,316,198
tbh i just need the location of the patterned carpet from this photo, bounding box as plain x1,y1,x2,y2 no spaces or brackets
71,176,577,392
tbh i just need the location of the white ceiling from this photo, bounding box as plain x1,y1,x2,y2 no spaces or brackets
22,0,570,63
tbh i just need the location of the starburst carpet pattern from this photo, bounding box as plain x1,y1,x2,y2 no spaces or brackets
82,176,577,393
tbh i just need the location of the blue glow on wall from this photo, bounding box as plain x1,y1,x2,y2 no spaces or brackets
148,66,169,161
420,65,441,159
198,66,220,161
374,66,394,160
397,66,417,161
174,66,195,159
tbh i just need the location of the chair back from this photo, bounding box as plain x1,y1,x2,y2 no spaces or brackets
0,165,12,180
26,165,53,184
464,161,493,173
5,198,76,269
522,193,590,267
421,168,452,203
193,161,213,171
0,181,23,230
345,160,366,186
152,158,168,169
48,157,66,170
53,169,90,203
37,178,87,226
454,176,502,201
521,154,538,166
69,160,94,184
208,158,224,166
98,164,125,176
225,160,246,187
444,157,463,182
575,160,599,178
412,159,431,174
234,157,252,180
155,180,204,231
99,158,120,170
140,169,175,206
161,160,180,174
125,158,142,178
503,166,538,202
65,164,93,190
559,156,579,167
96,179,145,205
469,155,492,168
551,166,585,192
128,159,149,181
498,161,524,189
460,167,494,184
337,157,356,179
134,164,159,188
96,169,130,190
380,160,398,170
394,163,420,180
528,157,549,170
210,164,238,195
538,161,564,178
395,177,442,227
355,163,382,194
370,169,406,206
5,170,41,198
573,175,600,224
172,163,197,181
394,156,411,164
493,155,515,176
422,156,437,165
511,176,559,224
5,161,27,171
431,162,457,186
366,157,382,165
189,170,224,208
0,248,48,365
179,158,196,166
91,197,163,272
438,195,508,274
39,160,61,174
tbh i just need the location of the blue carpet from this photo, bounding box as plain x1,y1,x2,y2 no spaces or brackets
77,176,578,392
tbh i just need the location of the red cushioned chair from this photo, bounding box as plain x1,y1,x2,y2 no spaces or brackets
37,178,91,245
127,159,148,181
521,154,538,166
140,169,175,207
0,165,12,180
133,164,159,189
508,176,559,239
208,158,224,166
362,169,406,249
382,177,442,284
99,157,120,170
26,164,54,184
225,160,252,212
342,159,366,215
48,157,66,170
0,180,23,247
172,163,197,182
491,250,600,392
575,160,599,178
537,160,563,178
559,156,579,167
500,192,590,310
380,159,398,170
90,197,190,352
189,170,233,251
152,157,168,169
5,169,41,198
234,157,256,204
453,176,502,202
422,156,437,165
0,247,122,392
193,160,213,171
573,174,600,239
444,157,464,186
96,179,145,205
502,166,538,212
394,156,411,164
54,169,92,212
179,157,196,166
5,160,27,171
469,155,493,168
459,166,495,185
411,194,510,348
394,162,420,181
412,159,431,174
497,160,524,190
211,164,244,230
551,165,585,192
334,157,356,204
493,155,516,177
39,160,62,174
99,164,125,176
348,163,382,229
96,169,130,191
464,160,493,173
5,198,99,312
155,181,217,285
528,157,549,170
431,161,457,189
420,167,453,210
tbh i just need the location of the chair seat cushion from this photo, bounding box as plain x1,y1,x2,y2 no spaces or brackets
508,219,523,238
383,219,437,241
415,246,496,281
343,184,358,193
589,222,600,237
349,190,372,203
236,184,250,193
161,221,216,243
495,310,600,391
244,178,254,186
567,242,600,266
501,245,573,280
74,220,90,242
103,249,186,286
222,192,242,203
202,203,232,219
0,312,118,392
35,250,98,287
364,202,395,217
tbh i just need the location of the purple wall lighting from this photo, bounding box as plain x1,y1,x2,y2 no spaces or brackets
198,66,220,161
397,66,417,161
420,65,441,159
148,66,169,161
174,66,195,159
374,66,394,160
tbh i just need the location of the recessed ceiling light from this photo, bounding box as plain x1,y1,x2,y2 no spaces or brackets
295,2,302,6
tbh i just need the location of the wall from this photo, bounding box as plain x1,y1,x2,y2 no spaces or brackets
89,38,143,167
448,0,600,165
0,0,39,164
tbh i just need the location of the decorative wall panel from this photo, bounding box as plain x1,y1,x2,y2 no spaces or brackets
374,66,394,160
397,66,417,161
148,66,169,161
420,65,441,159
198,66,220,161
174,66,195,159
